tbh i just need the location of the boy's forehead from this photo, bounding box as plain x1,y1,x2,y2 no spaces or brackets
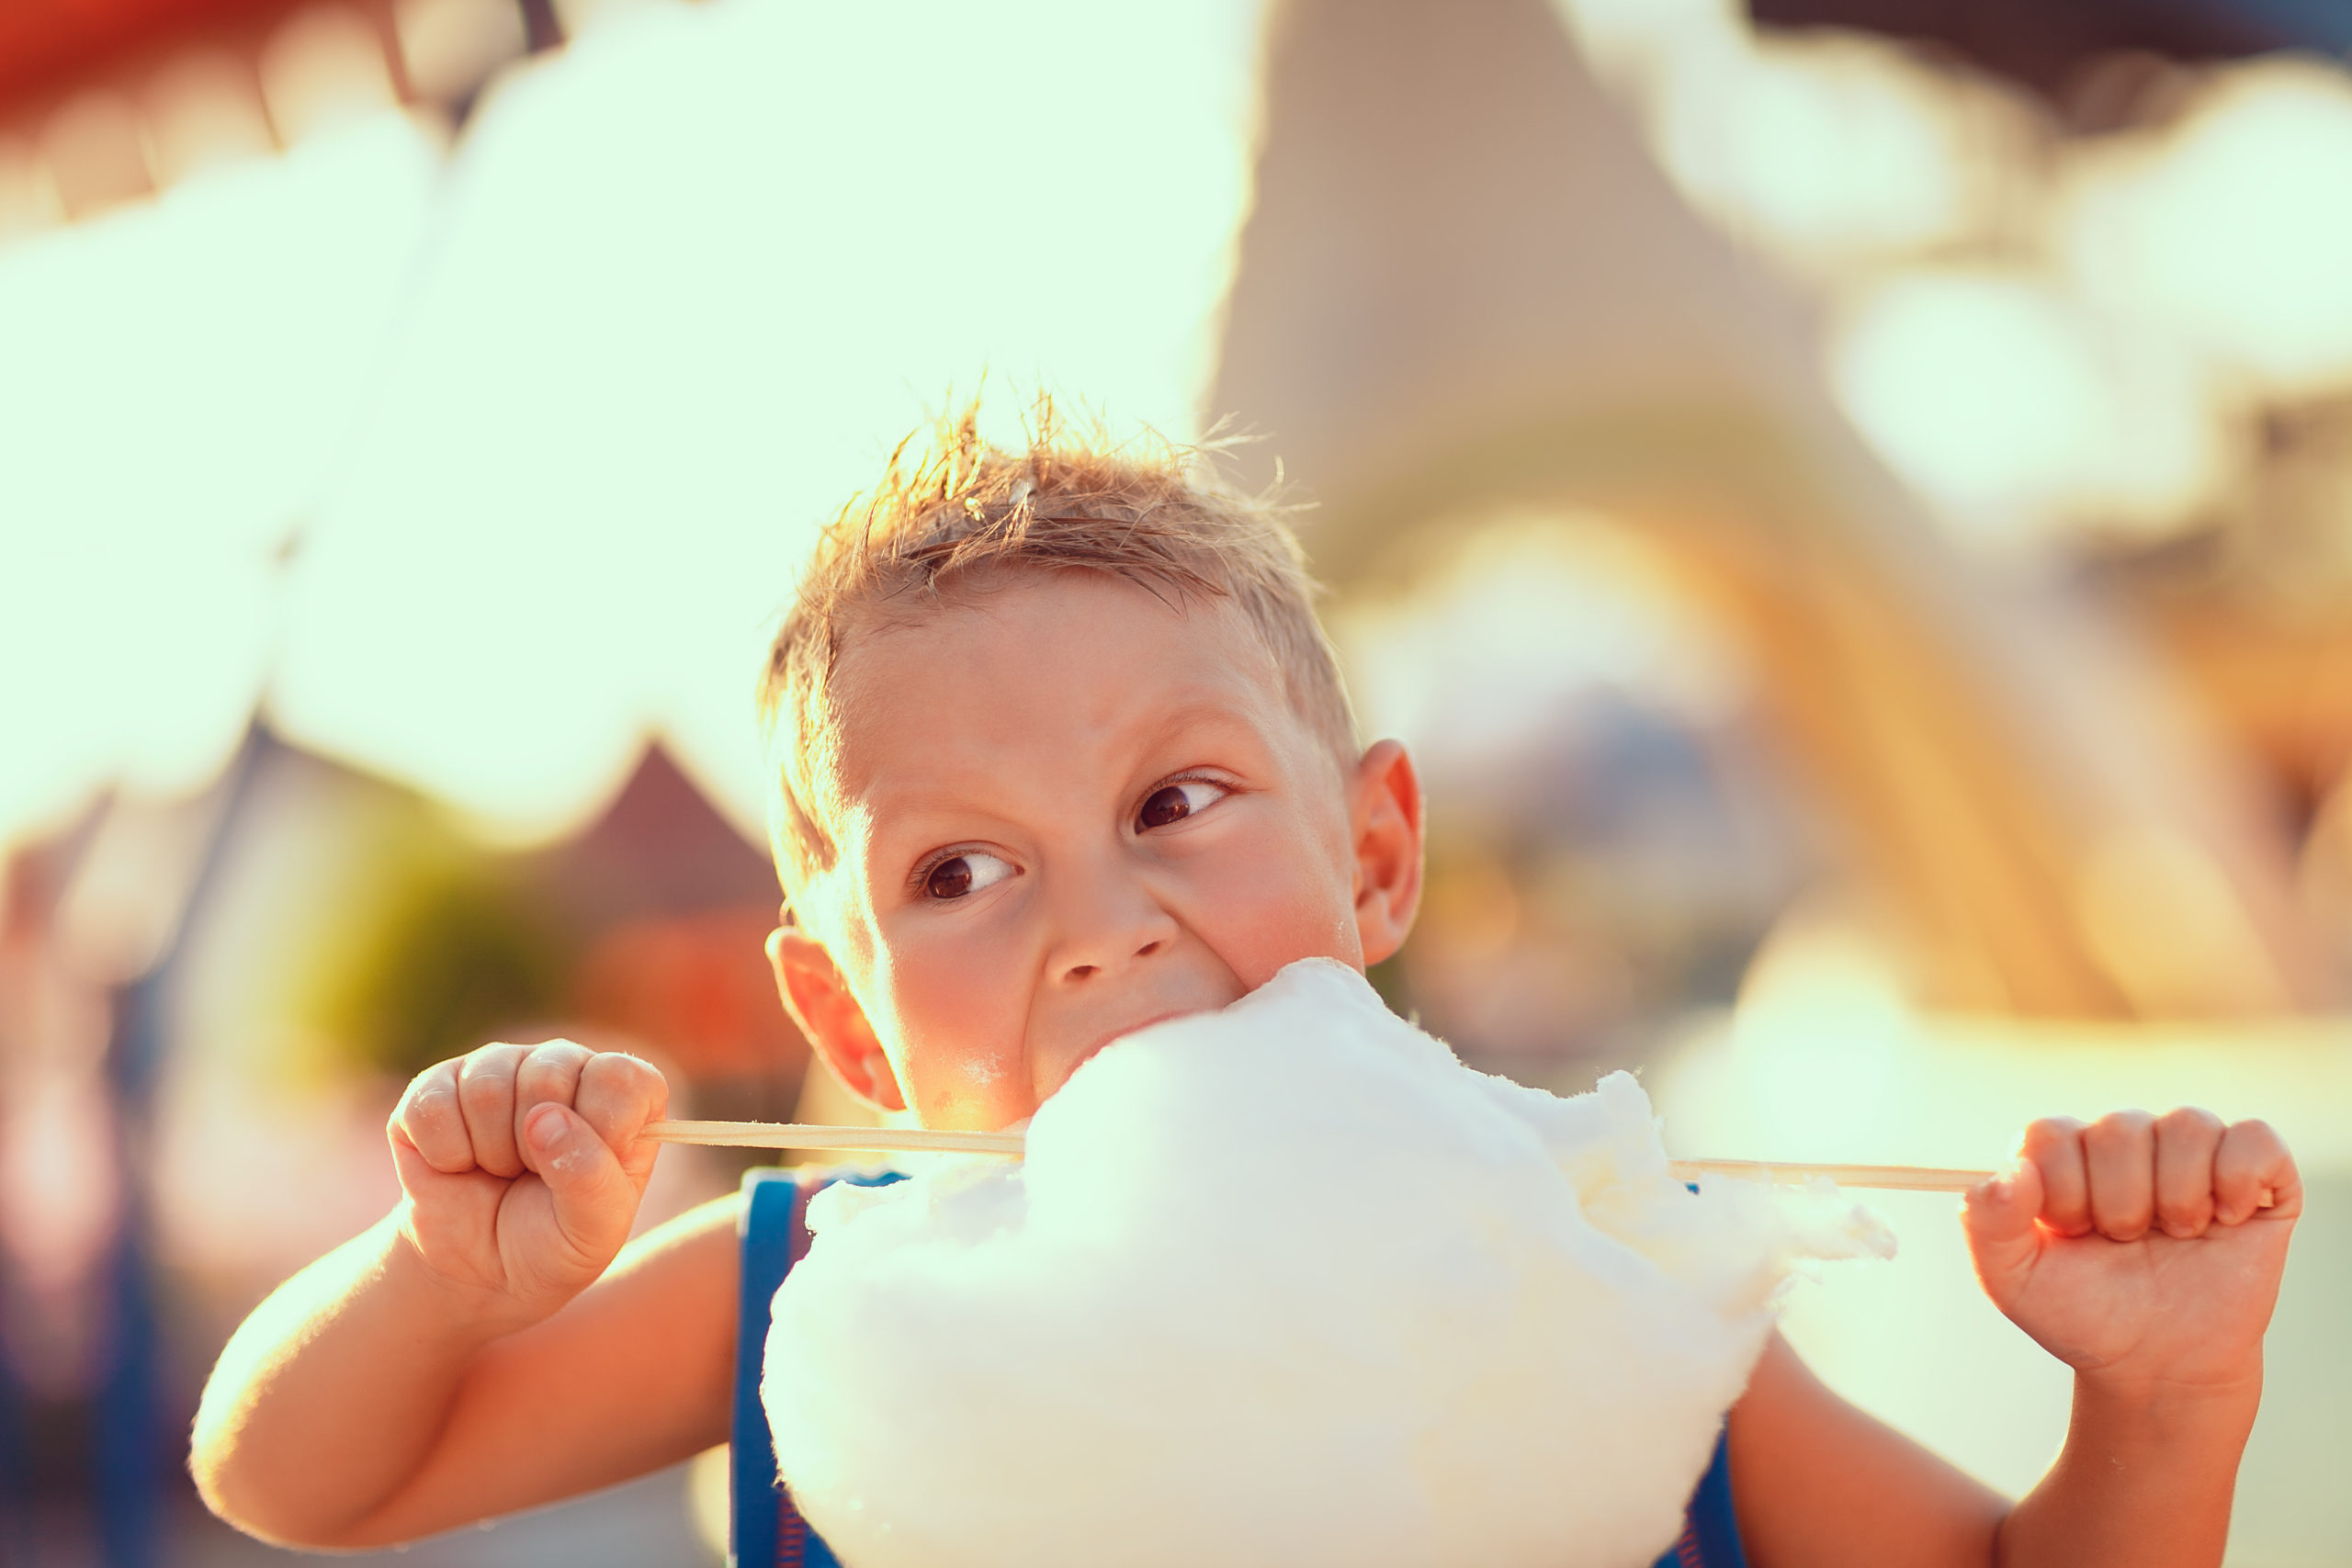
822,570,1294,805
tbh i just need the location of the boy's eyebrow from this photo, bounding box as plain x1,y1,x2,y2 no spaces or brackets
1123,694,1280,756
849,693,1279,828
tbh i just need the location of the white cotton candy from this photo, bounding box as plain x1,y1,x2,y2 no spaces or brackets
763,958,1890,1568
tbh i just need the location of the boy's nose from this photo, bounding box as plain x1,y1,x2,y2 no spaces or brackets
1046,864,1180,986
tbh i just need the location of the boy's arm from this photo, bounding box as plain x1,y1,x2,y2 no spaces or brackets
1729,1110,2296,1568
1729,1334,2008,1565
192,1042,741,1549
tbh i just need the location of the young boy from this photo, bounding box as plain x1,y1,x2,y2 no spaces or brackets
194,412,2300,1566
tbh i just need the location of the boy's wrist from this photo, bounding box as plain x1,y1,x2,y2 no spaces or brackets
381,1211,552,1345
2072,1356,2263,1441
2005,1368,2258,1568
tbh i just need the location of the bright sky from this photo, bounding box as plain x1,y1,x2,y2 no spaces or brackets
3,0,1260,850
0,113,441,845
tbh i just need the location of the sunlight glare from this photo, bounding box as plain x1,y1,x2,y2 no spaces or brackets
275,0,1260,841
0,112,440,852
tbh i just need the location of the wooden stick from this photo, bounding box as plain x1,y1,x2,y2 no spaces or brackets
645,1121,1994,1191
647,1120,1026,1156
1669,1159,1993,1193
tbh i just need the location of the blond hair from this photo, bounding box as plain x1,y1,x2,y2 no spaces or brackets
759,401,1355,898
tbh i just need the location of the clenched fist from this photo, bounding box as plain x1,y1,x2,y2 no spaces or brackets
1964,1109,2299,1399
387,1041,668,1331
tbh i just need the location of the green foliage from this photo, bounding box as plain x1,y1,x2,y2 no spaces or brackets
298,823,573,1081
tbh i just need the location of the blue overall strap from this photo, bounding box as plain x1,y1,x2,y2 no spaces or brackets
731,1168,807,1568
732,1167,909,1568
1650,1430,1747,1568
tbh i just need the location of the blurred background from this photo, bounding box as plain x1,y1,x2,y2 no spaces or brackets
3,0,2351,1561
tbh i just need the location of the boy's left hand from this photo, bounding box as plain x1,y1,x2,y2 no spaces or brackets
1963,1110,2300,1399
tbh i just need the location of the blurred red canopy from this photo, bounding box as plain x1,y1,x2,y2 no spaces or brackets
0,0,299,117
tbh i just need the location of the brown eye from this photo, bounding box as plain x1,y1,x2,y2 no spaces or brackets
921,851,1013,901
1138,780,1227,830
1139,786,1191,829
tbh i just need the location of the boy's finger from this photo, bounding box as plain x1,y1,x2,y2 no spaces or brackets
389,1124,474,1201
458,1044,533,1179
391,1060,475,1175
2083,1110,2156,1241
2215,1119,2301,1225
575,1053,668,1176
513,1041,594,1170
2152,1106,2225,1237
2020,1118,2092,1238
521,1102,637,1267
1963,1159,2045,1298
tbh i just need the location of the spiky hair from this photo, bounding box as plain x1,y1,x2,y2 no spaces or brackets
758,399,1354,897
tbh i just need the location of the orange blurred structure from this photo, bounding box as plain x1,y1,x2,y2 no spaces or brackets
1216,0,2347,1021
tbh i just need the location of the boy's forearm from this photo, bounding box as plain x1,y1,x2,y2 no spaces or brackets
1996,1368,2261,1568
193,1209,526,1548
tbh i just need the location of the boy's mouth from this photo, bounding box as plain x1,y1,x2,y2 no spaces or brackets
1087,1011,1188,1059
1052,1010,1199,1095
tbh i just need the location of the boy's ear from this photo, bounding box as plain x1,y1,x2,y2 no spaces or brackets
766,920,907,1113
1349,739,1423,968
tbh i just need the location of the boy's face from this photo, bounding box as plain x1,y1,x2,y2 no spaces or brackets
769,569,1422,1132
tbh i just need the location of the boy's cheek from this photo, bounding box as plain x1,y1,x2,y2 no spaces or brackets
1184,828,1363,985
881,942,1038,1128
894,1043,1031,1129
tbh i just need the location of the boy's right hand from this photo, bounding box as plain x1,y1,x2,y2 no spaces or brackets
387,1042,667,1330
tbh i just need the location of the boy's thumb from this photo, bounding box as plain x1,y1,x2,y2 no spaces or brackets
522,1102,636,1261
1962,1159,2044,1301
